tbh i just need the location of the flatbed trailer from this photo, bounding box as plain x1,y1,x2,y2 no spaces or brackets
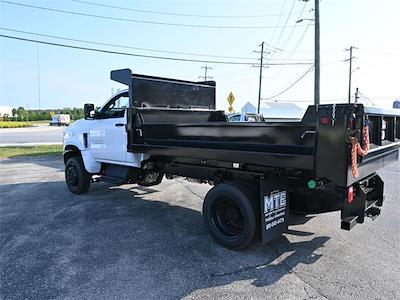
64,68,400,249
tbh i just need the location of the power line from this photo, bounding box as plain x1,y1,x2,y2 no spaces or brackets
0,27,314,63
274,0,296,47
265,1,307,65
0,27,254,60
262,64,315,99
269,16,314,77
0,34,314,66
263,97,348,103
267,0,288,47
0,1,308,30
71,0,300,19
280,1,308,50
357,48,400,57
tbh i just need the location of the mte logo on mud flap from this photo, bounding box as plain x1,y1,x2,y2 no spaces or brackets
263,190,287,230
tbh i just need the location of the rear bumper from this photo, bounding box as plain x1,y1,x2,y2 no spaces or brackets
341,173,384,230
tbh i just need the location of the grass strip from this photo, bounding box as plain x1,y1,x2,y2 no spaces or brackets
0,121,33,128
0,145,63,158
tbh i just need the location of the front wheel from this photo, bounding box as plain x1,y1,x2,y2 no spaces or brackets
202,183,259,250
65,156,91,194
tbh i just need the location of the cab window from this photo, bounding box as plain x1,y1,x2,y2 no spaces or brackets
99,93,129,118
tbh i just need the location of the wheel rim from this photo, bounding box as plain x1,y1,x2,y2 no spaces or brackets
66,165,79,189
211,198,244,238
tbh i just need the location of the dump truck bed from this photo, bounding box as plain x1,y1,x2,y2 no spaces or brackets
111,68,400,188
127,104,400,188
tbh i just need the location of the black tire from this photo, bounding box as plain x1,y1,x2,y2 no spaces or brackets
65,156,91,194
203,183,258,250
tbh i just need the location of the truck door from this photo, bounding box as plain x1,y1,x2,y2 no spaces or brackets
89,92,129,163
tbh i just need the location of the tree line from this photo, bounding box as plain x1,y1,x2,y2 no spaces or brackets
1,107,85,121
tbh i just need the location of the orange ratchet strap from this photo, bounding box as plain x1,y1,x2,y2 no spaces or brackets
351,125,370,178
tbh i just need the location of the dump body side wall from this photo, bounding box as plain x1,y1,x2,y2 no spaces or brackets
128,108,317,171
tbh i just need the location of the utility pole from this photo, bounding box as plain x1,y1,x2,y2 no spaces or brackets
345,46,357,103
314,0,320,106
256,42,265,114
36,41,41,110
199,65,213,81
297,0,319,105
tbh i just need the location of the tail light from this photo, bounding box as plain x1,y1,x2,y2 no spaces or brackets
347,186,354,203
320,116,330,125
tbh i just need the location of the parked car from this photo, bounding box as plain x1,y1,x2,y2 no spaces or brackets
228,113,264,122
50,114,70,126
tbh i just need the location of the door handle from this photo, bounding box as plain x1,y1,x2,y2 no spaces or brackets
115,123,125,127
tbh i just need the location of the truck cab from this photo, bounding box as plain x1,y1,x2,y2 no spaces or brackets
63,90,146,175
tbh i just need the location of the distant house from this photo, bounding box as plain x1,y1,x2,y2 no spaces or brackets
393,100,400,109
0,106,13,117
241,101,305,121
241,102,257,114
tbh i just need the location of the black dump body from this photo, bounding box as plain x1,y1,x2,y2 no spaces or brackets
111,69,400,189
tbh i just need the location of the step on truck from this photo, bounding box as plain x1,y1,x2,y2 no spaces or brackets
63,68,400,249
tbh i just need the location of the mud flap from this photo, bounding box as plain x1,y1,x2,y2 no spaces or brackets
260,177,289,244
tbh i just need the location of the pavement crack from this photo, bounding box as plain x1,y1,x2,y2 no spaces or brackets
378,236,397,250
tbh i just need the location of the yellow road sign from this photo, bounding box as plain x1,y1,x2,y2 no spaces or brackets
227,92,235,106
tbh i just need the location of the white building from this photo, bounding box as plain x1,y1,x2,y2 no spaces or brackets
0,106,13,117
241,101,305,121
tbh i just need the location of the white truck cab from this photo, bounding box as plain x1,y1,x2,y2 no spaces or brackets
63,90,148,185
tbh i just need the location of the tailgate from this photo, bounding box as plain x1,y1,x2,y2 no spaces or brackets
314,104,399,187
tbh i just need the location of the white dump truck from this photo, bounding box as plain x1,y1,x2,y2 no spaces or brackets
62,68,400,249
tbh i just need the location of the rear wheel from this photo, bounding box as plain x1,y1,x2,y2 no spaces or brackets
65,156,91,194
203,183,259,249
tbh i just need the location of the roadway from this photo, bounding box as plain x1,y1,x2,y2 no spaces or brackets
0,126,64,146
0,156,399,299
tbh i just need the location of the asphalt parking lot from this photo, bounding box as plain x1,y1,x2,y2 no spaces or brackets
0,156,399,299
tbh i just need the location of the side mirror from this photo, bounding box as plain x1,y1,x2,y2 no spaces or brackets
84,103,95,119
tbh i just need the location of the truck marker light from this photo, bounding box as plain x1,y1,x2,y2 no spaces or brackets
348,186,354,203
307,180,317,189
320,117,329,125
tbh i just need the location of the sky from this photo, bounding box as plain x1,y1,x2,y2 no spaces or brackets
0,0,399,111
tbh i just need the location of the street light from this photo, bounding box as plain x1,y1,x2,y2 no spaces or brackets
296,18,315,23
